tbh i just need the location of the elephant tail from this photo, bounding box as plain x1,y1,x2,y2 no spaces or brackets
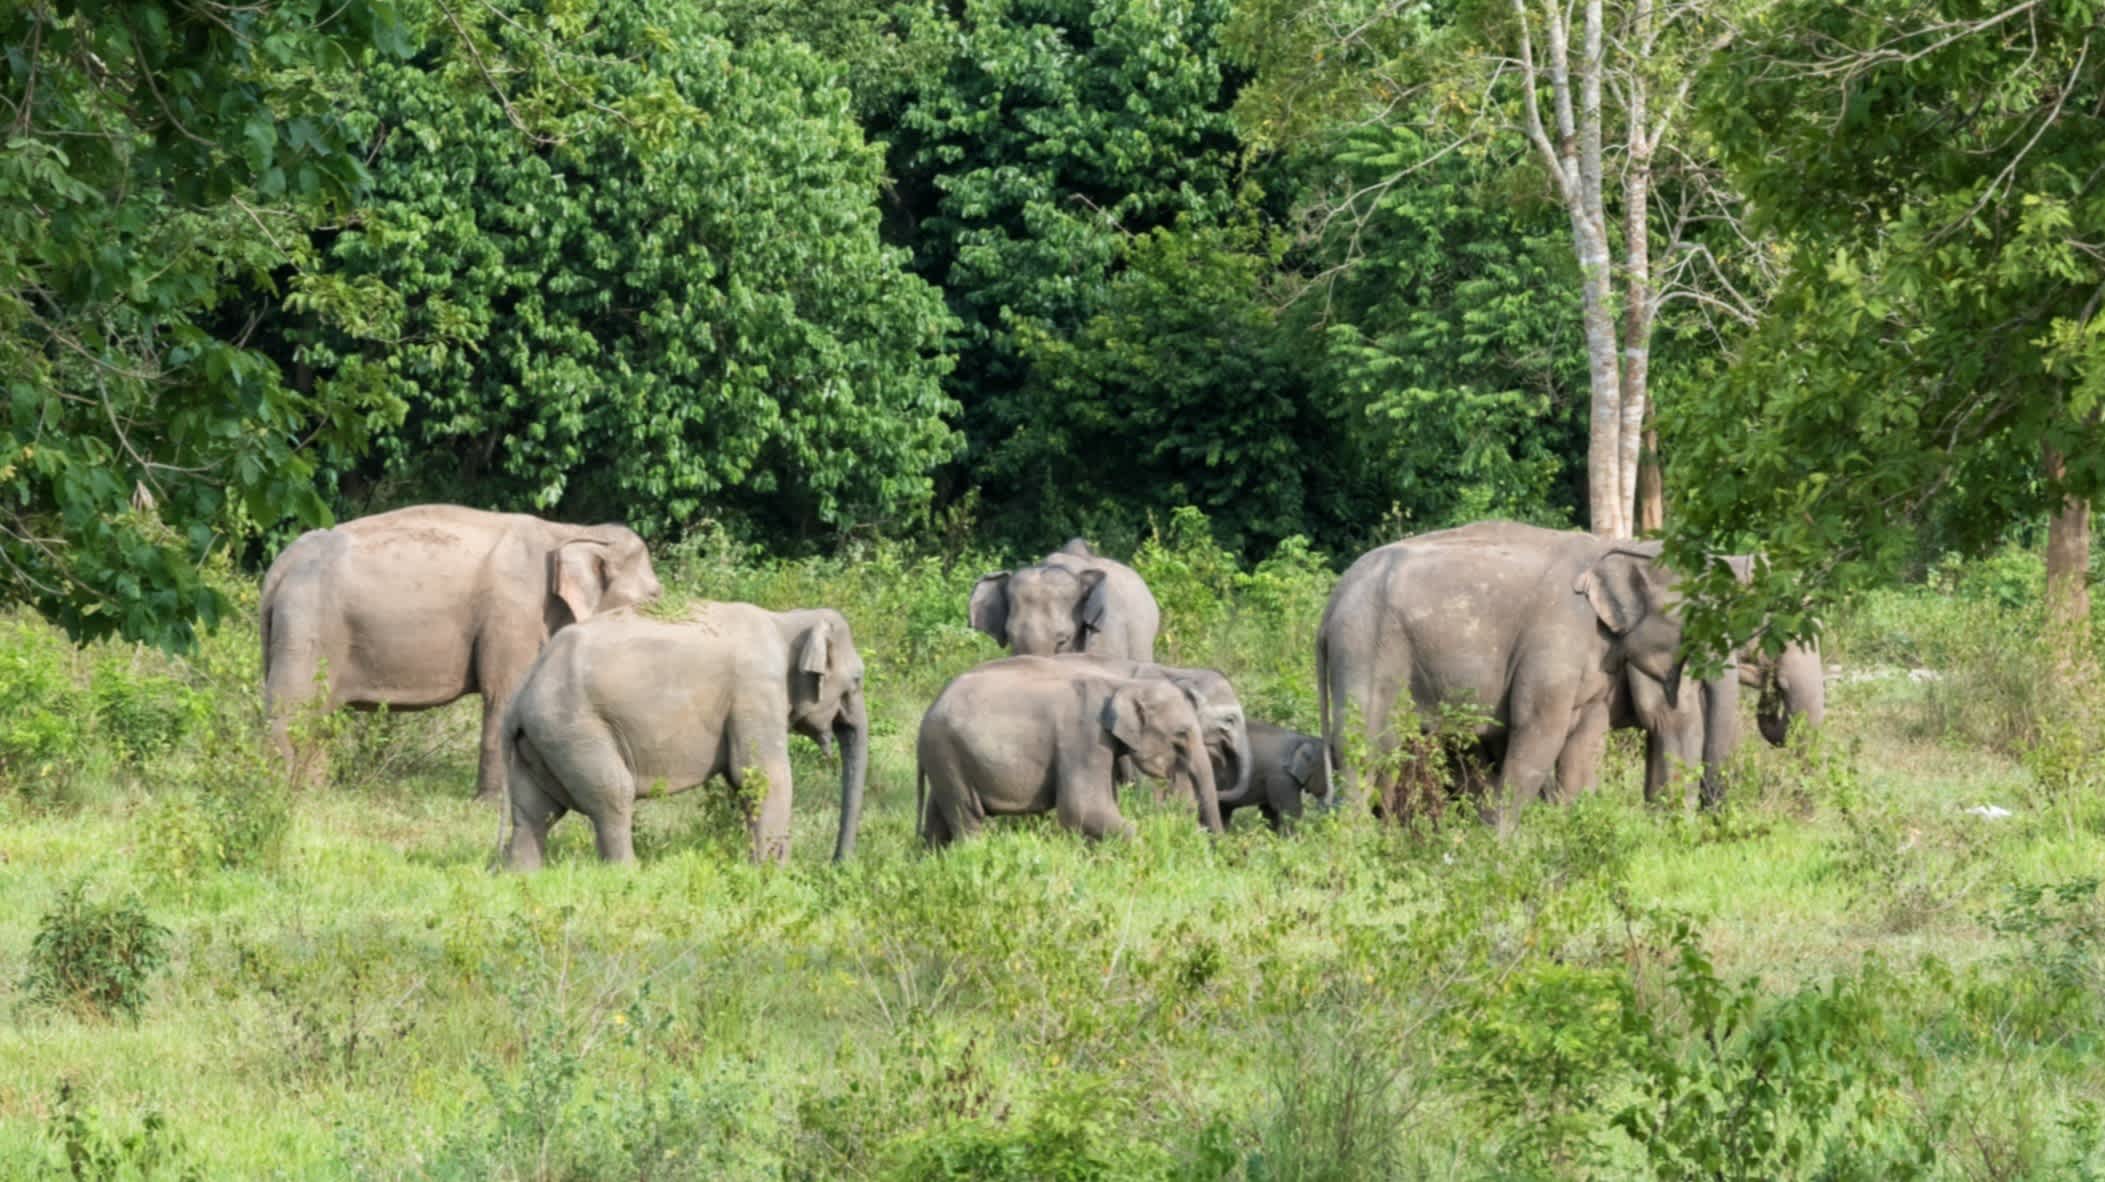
1316,624,1341,797
915,759,929,843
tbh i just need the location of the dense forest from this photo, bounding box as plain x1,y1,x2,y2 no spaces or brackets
9,0,2100,653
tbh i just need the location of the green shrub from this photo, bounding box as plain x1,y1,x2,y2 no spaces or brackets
141,727,292,890
23,880,171,1021
879,1084,1173,1182
88,652,207,766
11,1080,202,1182
0,619,95,799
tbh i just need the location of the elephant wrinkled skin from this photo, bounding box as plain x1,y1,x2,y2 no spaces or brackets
916,660,1222,847
502,601,868,869
970,539,1161,661
260,504,661,799
1317,521,1736,826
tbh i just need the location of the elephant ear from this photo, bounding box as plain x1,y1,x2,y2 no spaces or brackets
797,617,835,677
1286,740,1323,788
1724,554,1758,586
969,573,1012,645
1058,537,1096,558
1575,549,1657,635
1076,568,1112,634
552,541,611,623
1102,684,1152,753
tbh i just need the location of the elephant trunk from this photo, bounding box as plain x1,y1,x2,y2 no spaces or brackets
1187,730,1224,834
1698,666,1741,809
1215,726,1252,807
1758,640,1825,747
831,692,869,862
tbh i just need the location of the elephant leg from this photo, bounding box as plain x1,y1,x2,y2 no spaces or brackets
473,640,537,803
1492,688,1575,835
506,769,566,872
1058,782,1132,841
590,802,636,865
1552,698,1612,804
727,725,794,865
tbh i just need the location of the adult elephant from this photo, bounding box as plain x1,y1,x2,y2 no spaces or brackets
916,659,1221,846
988,654,1254,804
502,601,867,868
1317,521,1739,826
969,539,1160,661
260,504,662,799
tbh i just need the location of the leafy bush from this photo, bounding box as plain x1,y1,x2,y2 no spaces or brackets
7,1081,202,1182
88,653,208,766
0,619,95,799
23,880,171,1021
879,1085,1173,1182
142,726,292,891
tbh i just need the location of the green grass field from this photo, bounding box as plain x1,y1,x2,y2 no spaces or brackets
2,529,2102,1179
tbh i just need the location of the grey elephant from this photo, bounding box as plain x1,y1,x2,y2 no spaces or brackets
990,654,1254,803
1217,721,1329,831
1745,639,1826,746
1718,556,1828,746
1603,663,1742,807
501,601,867,869
260,504,661,799
970,539,1161,660
916,659,1222,847
1317,521,1740,826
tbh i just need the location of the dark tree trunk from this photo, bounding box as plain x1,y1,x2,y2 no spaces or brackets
2043,442,2091,664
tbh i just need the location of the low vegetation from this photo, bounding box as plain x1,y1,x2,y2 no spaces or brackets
2,519,2102,1179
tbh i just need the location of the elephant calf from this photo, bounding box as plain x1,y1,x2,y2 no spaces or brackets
916,660,1223,847
1218,722,1329,831
502,601,868,869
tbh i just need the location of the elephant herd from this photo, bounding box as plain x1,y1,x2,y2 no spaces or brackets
258,505,1824,870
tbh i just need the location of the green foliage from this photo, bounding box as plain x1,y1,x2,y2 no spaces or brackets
308,0,958,539
1008,217,1327,553
1300,121,1588,532
141,727,292,891
0,619,94,798
887,0,1246,545
23,880,171,1022
0,0,410,650
15,1081,202,1182
1671,0,2105,649
880,1085,1173,1181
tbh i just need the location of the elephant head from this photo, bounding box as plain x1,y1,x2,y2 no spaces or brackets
1103,679,1224,832
1162,668,1254,803
1576,544,1737,804
550,525,662,625
1575,544,1686,701
1755,639,1826,746
971,564,1110,656
785,610,869,861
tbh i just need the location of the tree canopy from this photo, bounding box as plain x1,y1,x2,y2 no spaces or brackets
7,0,2102,649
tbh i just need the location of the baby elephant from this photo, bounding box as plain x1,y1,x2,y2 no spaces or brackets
502,602,868,869
916,660,1224,847
1218,722,1330,831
